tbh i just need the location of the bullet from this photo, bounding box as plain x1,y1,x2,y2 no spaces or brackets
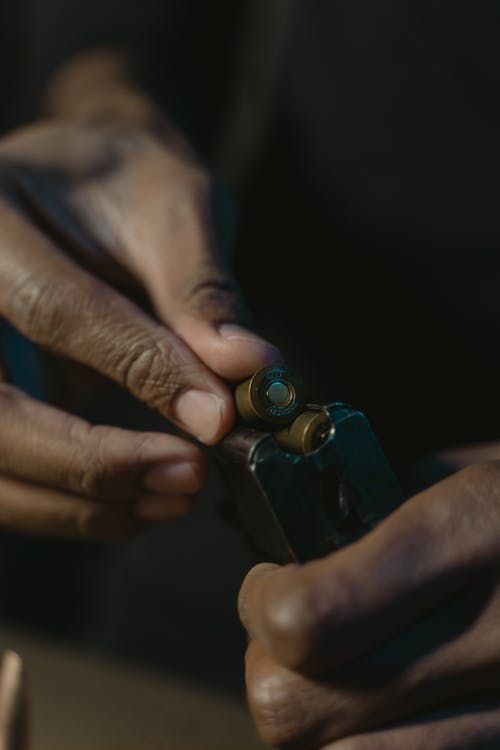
235,365,305,427
275,409,333,454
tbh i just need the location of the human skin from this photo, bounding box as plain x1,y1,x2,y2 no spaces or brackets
239,462,500,749
0,49,280,538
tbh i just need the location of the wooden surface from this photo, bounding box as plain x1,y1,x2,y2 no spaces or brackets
0,625,266,750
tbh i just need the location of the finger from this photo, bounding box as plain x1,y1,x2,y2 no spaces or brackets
238,463,500,673
0,474,191,538
12,169,143,298
245,638,324,749
173,317,282,382
0,198,233,444
3,134,280,381
105,166,281,379
326,706,500,750
245,585,500,748
0,383,205,500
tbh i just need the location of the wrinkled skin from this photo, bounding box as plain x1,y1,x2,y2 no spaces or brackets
239,461,500,749
0,118,279,538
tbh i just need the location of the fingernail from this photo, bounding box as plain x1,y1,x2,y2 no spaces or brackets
144,462,202,494
135,494,194,521
173,390,225,444
218,324,283,362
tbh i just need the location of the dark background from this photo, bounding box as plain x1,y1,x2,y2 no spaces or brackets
1,0,500,696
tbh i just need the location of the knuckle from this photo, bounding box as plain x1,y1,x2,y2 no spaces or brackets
458,461,500,553
67,421,109,497
261,564,360,672
247,663,306,749
117,335,194,412
460,460,500,488
118,337,170,397
414,460,500,569
183,269,240,321
263,576,325,670
452,460,500,522
129,432,166,464
6,275,62,345
66,423,159,499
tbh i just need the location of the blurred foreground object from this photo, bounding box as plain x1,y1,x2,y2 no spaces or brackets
0,625,265,750
0,651,27,750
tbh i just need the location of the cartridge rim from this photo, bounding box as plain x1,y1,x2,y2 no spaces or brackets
275,409,333,454
235,365,305,426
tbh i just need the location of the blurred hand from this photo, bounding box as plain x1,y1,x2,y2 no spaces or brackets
0,114,278,538
239,463,500,749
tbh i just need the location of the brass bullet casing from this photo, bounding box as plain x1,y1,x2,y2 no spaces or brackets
235,365,305,427
275,409,333,455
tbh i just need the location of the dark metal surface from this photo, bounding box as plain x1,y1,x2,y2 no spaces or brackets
216,403,404,564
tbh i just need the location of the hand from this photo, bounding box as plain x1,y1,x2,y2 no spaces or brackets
0,58,279,538
411,440,500,490
239,462,500,749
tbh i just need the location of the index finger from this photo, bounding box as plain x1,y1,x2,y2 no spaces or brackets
238,462,500,673
0,197,232,445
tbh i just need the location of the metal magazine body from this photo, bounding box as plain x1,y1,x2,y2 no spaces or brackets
216,403,404,564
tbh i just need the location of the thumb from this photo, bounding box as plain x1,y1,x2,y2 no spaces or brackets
172,316,282,382
135,177,281,380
